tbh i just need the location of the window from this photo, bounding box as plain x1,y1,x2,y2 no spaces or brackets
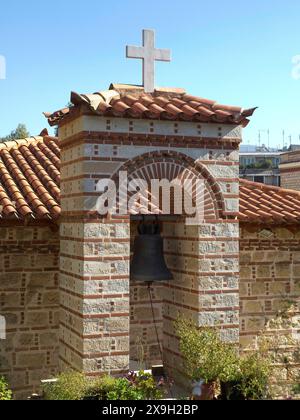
254,176,265,184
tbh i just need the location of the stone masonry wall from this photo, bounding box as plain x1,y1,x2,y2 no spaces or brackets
130,218,240,381
240,224,300,396
59,219,130,376
281,169,300,191
280,151,300,191
0,225,60,399
59,121,131,376
163,220,240,385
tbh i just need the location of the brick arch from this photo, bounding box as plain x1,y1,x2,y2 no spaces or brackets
112,150,225,220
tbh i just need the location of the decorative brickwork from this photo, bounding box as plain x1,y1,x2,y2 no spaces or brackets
57,105,241,383
0,225,60,399
59,218,130,376
129,218,240,383
162,220,240,384
281,168,300,192
240,224,300,396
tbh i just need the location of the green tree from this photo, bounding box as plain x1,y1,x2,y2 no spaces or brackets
0,376,12,400
0,124,30,142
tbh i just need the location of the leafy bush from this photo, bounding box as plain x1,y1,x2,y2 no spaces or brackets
239,353,272,400
106,372,164,400
43,371,87,400
106,378,145,400
89,372,165,401
292,383,300,396
176,318,239,384
43,370,165,401
0,376,12,400
84,375,117,400
176,317,273,400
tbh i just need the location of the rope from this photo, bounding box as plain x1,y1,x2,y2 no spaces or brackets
147,282,174,398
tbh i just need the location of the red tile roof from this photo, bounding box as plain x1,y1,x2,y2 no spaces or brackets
0,133,60,221
1,134,300,224
239,179,300,224
45,84,257,128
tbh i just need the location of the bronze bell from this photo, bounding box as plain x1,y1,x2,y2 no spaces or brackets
131,223,174,283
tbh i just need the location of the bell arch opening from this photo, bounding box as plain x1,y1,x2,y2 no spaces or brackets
111,150,225,222
110,151,228,376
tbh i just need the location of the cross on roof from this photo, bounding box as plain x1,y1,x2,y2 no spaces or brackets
126,29,171,93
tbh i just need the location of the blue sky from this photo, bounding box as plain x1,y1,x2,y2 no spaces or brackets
0,0,299,148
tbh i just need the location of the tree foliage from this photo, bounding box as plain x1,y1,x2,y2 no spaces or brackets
175,317,239,384
0,376,12,400
0,124,30,143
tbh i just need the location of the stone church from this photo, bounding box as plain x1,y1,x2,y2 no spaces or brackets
1,32,300,399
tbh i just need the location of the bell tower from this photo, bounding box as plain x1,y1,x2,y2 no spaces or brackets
47,29,255,383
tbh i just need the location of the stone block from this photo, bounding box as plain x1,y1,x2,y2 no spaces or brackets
293,264,300,277
83,298,129,315
214,223,239,238
252,282,266,296
252,252,265,262
276,228,293,239
26,312,48,326
104,317,129,333
43,291,60,306
100,355,129,371
0,355,11,370
84,338,112,353
197,276,223,291
0,273,23,289
239,282,248,297
134,306,160,321
12,256,32,269
1,293,20,308
256,265,271,278
243,300,264,313
240,335,257,350
272,367,288,381
0,228,8,240
245,317,266,331
214,258,238,272
198,241,223,254
17,333,35,347
15,228,34,241
28,272,57,289
18,353,46,368
83,319,103,335
275,263,291,278
220,328,239,343
269,282,287,295
40,332,58,347
6,371,27,388
292,252,300,263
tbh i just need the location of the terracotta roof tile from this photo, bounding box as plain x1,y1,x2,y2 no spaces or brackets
0,134,60,221
45,84,257,128
0,134,299,225
239,179,300,224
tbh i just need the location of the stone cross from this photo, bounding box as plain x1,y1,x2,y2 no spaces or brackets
126,29,171,93
0,55,6,80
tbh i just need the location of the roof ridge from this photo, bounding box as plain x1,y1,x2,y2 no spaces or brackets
0,136,45,152
46,84,257,127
